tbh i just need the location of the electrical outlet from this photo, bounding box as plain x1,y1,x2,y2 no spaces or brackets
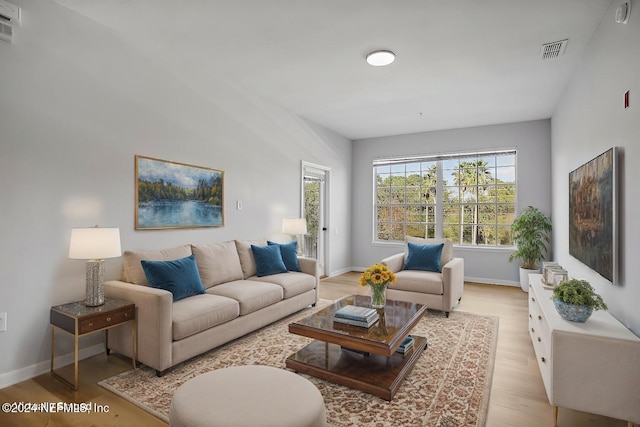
0,312,6,332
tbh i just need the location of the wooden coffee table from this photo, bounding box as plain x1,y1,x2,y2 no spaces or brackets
286,295,428,400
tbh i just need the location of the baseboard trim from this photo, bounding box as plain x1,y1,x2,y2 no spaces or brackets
465,276,520,287
327,266,355,277
0,343,104,389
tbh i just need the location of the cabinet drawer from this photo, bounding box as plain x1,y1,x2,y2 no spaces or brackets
530,326,551,396
79,305,135,334
528,281,552,398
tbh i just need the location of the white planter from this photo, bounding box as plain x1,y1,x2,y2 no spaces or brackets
519,267,538,292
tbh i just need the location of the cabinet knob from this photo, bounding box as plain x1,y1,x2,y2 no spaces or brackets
531,327,535,333
531,297,536,302
529,314,532,319
537,337,541,342
538,315,542,320
124,313,128,318
106,317,111,322
88,322,93,327
541,357,546,363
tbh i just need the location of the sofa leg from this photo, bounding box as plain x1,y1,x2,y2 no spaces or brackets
445,311,450,318
156,369,166,377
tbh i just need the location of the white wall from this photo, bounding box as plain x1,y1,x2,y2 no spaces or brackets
551,1,640,334
0,0,352,385
351,120,552,285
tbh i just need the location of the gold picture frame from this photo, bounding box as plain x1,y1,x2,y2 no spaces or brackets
135,155,224,230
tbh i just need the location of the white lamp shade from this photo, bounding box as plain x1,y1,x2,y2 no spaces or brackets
69,227,122,260
282,218,307,235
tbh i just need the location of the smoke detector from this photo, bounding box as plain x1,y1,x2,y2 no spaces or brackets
540,39,568,60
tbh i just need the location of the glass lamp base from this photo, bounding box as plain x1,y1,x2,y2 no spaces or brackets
85,260,105,306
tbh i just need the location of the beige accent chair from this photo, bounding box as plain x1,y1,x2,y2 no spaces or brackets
381,237,464,317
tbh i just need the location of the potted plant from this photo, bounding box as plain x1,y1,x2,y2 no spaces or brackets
552,279,607,322
509,206,552,292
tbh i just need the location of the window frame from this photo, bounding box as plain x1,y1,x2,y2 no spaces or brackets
373,149,517,247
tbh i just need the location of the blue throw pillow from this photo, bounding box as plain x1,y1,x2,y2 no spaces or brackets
267,241,301,272
141,255,205,302
251,244,288,277
404,242,444,273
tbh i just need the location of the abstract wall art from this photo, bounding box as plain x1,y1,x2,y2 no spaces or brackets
568,147,618,283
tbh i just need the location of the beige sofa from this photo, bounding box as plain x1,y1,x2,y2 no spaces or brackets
381,237,464,317
105,239,319,375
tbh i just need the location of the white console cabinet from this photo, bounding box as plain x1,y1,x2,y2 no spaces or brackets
528,274,640,426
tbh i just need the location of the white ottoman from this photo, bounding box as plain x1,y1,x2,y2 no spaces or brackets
169,365,327,427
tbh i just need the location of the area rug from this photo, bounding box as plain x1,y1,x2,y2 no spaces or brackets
99,305,498,427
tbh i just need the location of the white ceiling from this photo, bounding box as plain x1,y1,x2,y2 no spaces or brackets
55,0,613,140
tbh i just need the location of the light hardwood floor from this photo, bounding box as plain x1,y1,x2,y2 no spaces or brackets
0,273,631,427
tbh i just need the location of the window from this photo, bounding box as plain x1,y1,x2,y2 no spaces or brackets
374,150,516,246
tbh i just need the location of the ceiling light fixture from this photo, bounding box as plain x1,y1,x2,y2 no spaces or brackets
366,50,395,66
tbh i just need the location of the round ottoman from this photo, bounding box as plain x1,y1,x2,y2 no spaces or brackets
169,365,327,427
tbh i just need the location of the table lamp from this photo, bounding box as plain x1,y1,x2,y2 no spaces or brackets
69,226,122,306
282,218,307,255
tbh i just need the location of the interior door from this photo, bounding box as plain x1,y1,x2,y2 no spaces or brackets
302,162,329,277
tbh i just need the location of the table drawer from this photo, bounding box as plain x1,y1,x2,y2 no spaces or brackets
79,305,134,334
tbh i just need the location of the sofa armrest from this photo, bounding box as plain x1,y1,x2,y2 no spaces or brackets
442,257,464,312
381,253,405,273
104,280,174,373
297,256,319,302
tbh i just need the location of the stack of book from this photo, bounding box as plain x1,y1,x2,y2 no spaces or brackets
396,336,415,354
334,305,379,328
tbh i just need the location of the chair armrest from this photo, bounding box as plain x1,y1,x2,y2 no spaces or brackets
104,280,174,372
442,258,465,311
381,253,405,273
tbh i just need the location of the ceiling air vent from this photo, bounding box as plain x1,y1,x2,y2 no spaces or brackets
540,39,568,60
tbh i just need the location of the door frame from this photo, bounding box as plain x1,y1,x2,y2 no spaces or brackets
301,161,331,277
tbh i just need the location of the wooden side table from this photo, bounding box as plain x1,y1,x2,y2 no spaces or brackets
50,298,136,390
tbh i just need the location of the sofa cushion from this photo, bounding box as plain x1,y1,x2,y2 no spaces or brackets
267,241,301,272
123,244,193,286
141,255,206,302
405,237,453,270
192,241,244,288
251,272,316,299
172,294,240,341
392,270,444,295
404,242,444,273
207,280,283,315
235,240,268,279
251,244,288,277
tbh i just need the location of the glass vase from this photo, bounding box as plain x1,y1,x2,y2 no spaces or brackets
369,283,388,308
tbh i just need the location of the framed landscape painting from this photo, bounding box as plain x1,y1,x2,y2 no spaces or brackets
568,147,617,283
135,155,224,229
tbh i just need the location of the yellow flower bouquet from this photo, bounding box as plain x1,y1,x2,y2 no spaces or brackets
360,263,397,308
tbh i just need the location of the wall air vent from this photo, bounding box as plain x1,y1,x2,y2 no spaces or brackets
0,18,12,43
540,39,568,60
0,0,20,43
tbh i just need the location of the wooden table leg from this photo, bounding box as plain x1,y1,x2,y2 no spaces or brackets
553,406,558,426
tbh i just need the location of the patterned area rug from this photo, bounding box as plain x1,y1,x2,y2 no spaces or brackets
99,305,498,426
